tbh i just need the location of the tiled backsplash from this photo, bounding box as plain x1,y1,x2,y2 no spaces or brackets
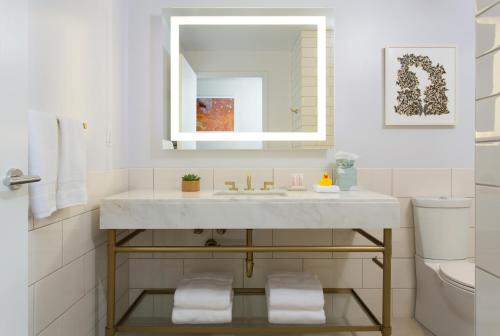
127,167,475,321
28,170,129,336
29,167,474,336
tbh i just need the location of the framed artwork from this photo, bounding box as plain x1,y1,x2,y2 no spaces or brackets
385,46,456,126
196,97,235,131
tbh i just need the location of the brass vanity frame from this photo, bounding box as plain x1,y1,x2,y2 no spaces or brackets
105,228,392,336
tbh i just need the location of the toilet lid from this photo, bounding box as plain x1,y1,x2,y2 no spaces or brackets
439,262,475,291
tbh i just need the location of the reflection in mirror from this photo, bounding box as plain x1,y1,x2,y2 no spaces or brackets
164,11,334,150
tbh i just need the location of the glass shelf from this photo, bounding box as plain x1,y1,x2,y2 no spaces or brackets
116,288,382,334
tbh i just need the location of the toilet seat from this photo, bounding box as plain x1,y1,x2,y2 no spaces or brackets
438,261,475,293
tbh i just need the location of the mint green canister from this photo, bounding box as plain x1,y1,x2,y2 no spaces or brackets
334,152,359,191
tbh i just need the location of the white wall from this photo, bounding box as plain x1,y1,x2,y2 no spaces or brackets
475,1,500,334
29,0,128,171
124,0,475,168
197,77,263,150
28,1,130,335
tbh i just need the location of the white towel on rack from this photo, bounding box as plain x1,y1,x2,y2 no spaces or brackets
56,116,87,209
266,272,325,311
28,110,58,219
268,308,326,324
172,306,232,324
174,278,233,310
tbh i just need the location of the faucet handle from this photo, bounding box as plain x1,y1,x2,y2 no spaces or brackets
261,181,274,191
224,181,238,191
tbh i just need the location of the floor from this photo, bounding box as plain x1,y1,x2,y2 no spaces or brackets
120,318,430,336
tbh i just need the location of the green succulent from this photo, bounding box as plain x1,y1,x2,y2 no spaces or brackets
182,173,201,181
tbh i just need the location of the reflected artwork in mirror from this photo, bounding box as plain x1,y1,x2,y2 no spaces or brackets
163,9,334,150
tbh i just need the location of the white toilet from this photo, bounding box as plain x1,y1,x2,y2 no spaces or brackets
412,197,474,336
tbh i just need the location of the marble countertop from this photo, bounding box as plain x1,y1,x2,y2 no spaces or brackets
100,189,400,229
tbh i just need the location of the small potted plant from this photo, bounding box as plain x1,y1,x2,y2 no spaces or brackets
181,173,201,192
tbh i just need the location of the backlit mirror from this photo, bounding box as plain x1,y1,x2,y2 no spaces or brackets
163,9,334,150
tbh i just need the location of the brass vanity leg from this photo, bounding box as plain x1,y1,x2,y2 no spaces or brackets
382,229,392,336
106,230,116,336
246,229,254,278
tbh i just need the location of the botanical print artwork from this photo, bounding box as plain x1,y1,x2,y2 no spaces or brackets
395,54,449,117
196,97,234,131
385,47,456,126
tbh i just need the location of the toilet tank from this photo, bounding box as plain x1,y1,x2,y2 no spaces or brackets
412,197,471,260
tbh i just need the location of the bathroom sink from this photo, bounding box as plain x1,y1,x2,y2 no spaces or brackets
213,190,288,196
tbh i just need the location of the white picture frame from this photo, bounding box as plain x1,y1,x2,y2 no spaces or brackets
170,15,327,142
385,46,457,126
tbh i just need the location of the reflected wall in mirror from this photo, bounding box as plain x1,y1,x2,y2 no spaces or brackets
163,9,334,150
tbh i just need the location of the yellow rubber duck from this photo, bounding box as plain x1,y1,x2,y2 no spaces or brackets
319,172,333,186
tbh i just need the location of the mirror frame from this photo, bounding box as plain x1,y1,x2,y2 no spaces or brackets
170,15,327,142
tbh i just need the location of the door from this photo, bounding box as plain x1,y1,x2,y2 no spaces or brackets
0,0,29,335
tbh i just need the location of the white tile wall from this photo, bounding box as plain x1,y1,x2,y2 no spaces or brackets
362,258,415,289
29,285,34,336
29,169,128,336
153,229,212,259
213,229,273,259
476,142,500,186
273,229,333,258
243,259,302,288
304,259,363,288
129,259,183,289
476,2,500,55
154,168,213,191
476,185,500,276
476,5,500,334
29,222,63,285
129,168,154,190
476,49,500,99
184,259,245,287
358,168,393,195
476,268,500,335
30,167,475,334
475,95,500,140
34,257,85,333
398,198,414,228
392,289,416,318
393,169,451,197
62,209,103,265
451,168,475,197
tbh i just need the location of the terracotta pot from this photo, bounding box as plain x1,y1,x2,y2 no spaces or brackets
182,180,200,192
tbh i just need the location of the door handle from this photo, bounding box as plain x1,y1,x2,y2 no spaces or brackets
3,168,41,190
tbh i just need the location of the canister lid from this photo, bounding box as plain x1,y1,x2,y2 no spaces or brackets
412,197,471,208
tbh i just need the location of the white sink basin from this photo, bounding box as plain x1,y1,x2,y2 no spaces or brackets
213,190,288,196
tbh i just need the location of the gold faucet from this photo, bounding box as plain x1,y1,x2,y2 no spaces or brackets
244,175,254,191
224,181,238,191
260,181,274,191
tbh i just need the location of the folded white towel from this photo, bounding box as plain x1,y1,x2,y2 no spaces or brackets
174,278,233,310
172,306,232,324
266,272,324,311
56,116,87,209
28,110,58,219
183,272,234,284
268,308,326,324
